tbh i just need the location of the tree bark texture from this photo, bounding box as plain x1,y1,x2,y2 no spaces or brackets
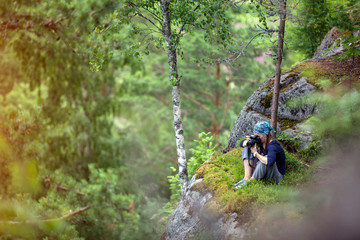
160,0,188,196
271,0,287,135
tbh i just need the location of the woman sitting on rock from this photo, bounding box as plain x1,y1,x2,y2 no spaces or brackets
234,121,286,189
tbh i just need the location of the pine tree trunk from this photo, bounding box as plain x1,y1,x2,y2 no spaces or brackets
271,0,287,135
161,0,188,196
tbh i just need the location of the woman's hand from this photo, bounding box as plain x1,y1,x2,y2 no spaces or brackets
250,143,268,164
250,144,257,154
241,136,252,147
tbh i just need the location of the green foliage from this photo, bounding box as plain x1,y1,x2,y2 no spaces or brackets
79,165,140,240
306,89,360,143
249,0,269,30
287,0,359,58
0,0,156,239
88,0,234,76
277,132,322,161
154,132,216,229
334,33,360,61
188,132,216,180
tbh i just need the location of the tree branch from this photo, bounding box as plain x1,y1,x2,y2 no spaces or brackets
178,2,202,35
140,7,163,25
232,31,268,60
56,185,85,196
199,90,216,102
206,66,217,78
0,206,91,225
233,0,247,8
54,31,77,53
135,11,163,33
182,92,215,119
219,83,231,130
176,1,202,43
160,144,176,154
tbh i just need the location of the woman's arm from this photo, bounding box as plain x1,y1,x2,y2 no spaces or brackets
250,144,268,165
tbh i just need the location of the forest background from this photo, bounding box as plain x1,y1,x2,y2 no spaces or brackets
0,0,359,239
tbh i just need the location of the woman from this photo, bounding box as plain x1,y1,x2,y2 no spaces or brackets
234,121,286,189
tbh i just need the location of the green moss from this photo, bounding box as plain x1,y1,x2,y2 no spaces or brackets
264,91,273,109
263,74,300,109
278,118,303,130
263,78,275,91
284,57,360,88
280,81,297,94
190,181,208,193
262,113,302,131
195,147,312,220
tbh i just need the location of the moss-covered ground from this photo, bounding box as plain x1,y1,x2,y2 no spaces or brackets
287,56,360,88
195,147,312,222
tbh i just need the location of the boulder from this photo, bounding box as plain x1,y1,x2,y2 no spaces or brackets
223,27,350,153
223,73,318,153
165,175,247,240
312,27,343,59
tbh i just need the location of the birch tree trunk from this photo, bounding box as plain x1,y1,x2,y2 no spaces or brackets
160,0,188,196
271,0,287,135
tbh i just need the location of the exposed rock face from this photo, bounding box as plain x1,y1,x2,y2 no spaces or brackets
223,73,318,152
165,176,247,240
313,27,343,59
282,122,314,150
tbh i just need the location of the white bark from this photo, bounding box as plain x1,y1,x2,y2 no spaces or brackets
160,0,188,196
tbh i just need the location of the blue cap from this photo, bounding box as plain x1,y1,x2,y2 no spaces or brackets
253,121,276,135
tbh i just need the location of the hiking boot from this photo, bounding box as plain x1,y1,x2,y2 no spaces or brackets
234,178,247,189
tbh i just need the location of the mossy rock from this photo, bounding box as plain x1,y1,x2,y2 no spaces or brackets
195,148,312,218
286,56,360,88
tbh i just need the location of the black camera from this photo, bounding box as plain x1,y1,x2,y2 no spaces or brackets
246,135,261,147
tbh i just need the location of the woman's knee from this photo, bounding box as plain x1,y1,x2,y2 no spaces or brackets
242,147,252,160
253,162,268,179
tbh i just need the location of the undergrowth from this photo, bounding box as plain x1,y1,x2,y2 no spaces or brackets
196,146,312,217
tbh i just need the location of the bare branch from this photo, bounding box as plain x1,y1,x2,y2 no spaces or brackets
227,24,278,61
135,11,163,33
141,7,163,25
56,185,86,196
182,92,215,119
54,31,78,53
233,0,247,8
0,206,91,225
205,66,217,78
232,31,267,60
152,93,171,107
200,90,216,102
160,144,176,154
